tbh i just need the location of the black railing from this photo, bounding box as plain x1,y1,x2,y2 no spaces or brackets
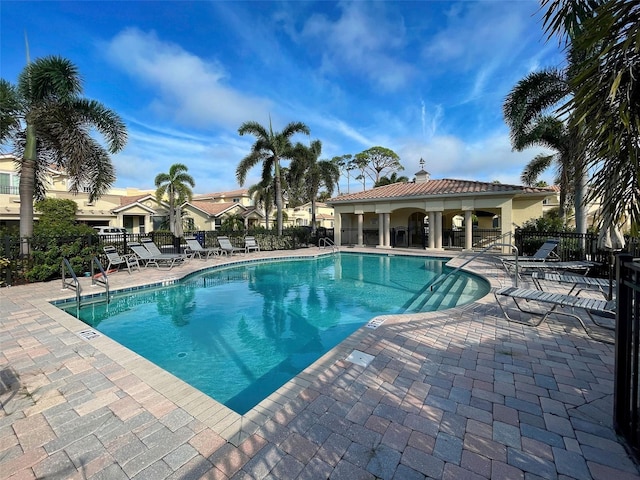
441,228,502,249
0,228,327,285
0,185,19,195
514,230,640,278
614,254,640,460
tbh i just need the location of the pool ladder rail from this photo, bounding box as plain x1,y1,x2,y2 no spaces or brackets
62,256,110,307
318,237,339,252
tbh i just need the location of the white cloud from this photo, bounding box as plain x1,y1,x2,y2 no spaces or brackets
299,2,415,90
395,131,555,186
111,119,249,192
104,28,273,130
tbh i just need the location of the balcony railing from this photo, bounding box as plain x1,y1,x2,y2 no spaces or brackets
0,185,19,195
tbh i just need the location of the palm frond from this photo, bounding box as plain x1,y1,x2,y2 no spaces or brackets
521,154,555,186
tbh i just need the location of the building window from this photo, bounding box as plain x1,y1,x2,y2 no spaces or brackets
0,172,19,195
233,198,239,203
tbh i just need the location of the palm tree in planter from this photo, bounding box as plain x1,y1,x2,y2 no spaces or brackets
0,56,127,254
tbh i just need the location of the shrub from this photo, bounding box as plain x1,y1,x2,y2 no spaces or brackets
24,199,100,282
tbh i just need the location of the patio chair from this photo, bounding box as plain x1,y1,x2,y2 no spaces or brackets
494,285,615,343
129,242,179,269
141,238,186,264
104,246,140,274
510,260,599,277
217,236,244,256
531,271,609,299
501,239,599,277
502,239,560,267
185,237,219,259
244,236,260,253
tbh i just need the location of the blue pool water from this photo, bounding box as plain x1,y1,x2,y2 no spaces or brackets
59,253,489,414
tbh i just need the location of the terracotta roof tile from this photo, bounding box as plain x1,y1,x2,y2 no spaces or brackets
119,194,152,207
329,178,554,203
188,201,242,216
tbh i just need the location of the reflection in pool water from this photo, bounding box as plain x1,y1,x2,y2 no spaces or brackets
60,253,489,414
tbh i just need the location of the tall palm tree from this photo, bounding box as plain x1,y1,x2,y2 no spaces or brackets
0,56,127,251
542,0,640,227
155,163,195,238
237,119,310,235
290,139,339,234
503,66,584,228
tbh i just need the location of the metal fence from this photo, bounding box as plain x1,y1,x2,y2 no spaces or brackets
514,230,640,278
0,229,326,286
615,254,640,459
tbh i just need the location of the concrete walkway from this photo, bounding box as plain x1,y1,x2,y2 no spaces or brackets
1,247,638,479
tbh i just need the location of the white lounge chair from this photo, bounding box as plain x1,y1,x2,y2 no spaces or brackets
104,246,140,274
185,237,219,259
141,238,186,264
244,236,260,253
531,271,609,298
129,242,180,269
217,236,244,256
494,286,615,343
510,260,599,276
501,238,560,269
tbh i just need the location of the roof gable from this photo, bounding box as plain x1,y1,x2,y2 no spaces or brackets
186,200,247,216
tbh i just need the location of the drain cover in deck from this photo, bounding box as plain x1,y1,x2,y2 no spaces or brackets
346,350,374,367
77,329,101,340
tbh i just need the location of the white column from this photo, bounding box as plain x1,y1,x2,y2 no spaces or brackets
427,212,435,249
384,213,391,247
357,213,364,246
435,211,443,249
334,212,342,246
378,213,384,247
464,210,473,251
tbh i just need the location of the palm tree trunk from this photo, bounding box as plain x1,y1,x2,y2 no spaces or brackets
574,163,588,251
274,160,283,236
311,197,317,235
168,189,175,236
19,122,37,255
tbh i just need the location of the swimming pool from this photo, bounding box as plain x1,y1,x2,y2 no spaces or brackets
58,252,489,414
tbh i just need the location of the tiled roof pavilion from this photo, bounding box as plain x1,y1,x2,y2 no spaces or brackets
330,178,552,203
327,177,555,249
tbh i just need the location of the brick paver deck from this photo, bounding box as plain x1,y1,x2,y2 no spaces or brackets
1,247,638,479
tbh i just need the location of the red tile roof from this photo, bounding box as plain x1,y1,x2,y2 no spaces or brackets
187,201,244,216
328,179,554,203
119,194,153,207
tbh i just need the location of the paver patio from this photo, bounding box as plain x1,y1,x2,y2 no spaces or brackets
1,247,638,479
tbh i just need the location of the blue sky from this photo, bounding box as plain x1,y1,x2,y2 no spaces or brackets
1,1,565,195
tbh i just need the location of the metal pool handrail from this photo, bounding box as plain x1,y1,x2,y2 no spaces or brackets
90,257,110,302
319,237,338,252
61,258,82,306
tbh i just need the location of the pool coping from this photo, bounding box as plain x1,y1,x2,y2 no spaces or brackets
39,247,478,445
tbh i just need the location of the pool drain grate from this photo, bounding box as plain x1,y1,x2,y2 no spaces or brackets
77,329,101,340
346,350,374,367
366,318,386,329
